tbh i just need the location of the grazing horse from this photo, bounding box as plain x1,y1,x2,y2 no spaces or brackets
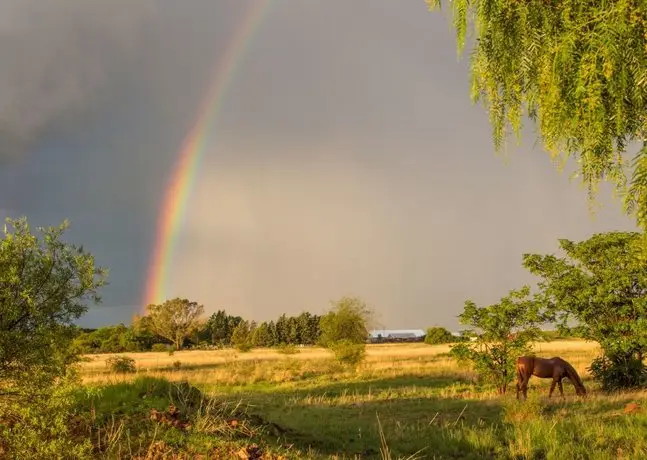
516,356,587,400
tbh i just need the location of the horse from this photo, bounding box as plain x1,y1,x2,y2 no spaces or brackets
515,356,587,400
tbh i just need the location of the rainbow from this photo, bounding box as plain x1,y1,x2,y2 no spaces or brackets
142,0,273,308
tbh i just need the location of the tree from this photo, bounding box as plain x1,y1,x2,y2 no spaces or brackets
231,320,254,352
450,286,544,394
0,217,107,389
318,296,375,347
424,326,456,345
144,298,205,350
251,322,272,348
523,231,647,390
205,310,242,346
428,0,647,230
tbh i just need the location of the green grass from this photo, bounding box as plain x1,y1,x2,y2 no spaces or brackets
5,341,647,459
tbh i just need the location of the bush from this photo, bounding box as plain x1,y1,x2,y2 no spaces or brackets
329,339,366,366
106,356,137,374
0,375,94,459
234,342,253,352
424,327,455,345
151,343,169,352
173,360,182,369
588,353,647,392
275,344,300,355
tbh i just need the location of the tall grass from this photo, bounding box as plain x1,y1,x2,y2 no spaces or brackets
66,340,647,459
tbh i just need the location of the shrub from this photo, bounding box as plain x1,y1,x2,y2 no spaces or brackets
106,356,137,374
329,339,366,366
0,375,94,459
275,344,300,355
450,286,544,394
424,326,455,345
234,342,253,353
173,360,182,370
588,353,647,392
151,343,169,352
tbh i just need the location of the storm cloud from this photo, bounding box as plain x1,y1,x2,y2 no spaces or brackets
0,1,637,330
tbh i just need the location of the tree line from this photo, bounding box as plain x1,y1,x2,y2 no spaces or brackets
3,216,646,398
72,308,324,354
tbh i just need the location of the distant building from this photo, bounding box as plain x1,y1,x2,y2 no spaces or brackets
368,329,426,343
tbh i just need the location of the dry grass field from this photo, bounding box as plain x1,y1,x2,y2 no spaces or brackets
70,339,647,459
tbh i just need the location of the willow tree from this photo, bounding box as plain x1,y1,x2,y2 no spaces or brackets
428,0,647,228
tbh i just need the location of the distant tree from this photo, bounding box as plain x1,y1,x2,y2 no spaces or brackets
287,316,300,344
72,324,142,354
275,313,289,345
144,298,205,350
319,296,375,366
319,296,375,347
450,286,544,394
231,320,254,352
296,312,321,345
524,231,647,390
424,326,455,345
0,217,107,391
429,0,647,232
267,320,279,346
205,310,242,346
251,322,272,347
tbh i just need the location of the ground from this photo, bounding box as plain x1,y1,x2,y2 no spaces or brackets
67,340,647,459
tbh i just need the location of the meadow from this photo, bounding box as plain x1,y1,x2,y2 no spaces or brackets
69,340,647,459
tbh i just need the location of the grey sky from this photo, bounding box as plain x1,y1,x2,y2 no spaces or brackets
0,1,637,330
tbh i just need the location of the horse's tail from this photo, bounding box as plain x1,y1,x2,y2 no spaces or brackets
563,361,586,395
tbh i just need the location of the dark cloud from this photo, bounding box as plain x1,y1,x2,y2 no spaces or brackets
0,0,637,330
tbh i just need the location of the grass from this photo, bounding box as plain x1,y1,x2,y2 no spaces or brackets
11,340,647,459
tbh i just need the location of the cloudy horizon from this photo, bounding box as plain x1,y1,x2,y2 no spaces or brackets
0,0,638,331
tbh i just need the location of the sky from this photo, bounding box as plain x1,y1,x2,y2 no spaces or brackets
0,0,638,330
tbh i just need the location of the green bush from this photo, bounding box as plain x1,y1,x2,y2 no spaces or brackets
275,344,300,355
0,376,94,459
234,341,253,352
588,353,647,392
151,343,169,352
106,356,137,374
330,339,366,366
424,326,456,345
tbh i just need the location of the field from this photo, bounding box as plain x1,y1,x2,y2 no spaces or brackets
74,340,647,459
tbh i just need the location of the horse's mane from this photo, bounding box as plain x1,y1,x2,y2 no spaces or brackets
560,359,586,394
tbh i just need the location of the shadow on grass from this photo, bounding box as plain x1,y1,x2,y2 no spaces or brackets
242,374,504,459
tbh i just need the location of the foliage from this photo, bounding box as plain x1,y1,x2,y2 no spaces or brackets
0,373,94,459
106,355,137,374
231,320,254,352
143,298,205,350
275,343,300,355
424,326,457,345
523,231,647,389
450,286,544,394
428,0,647,230
152,343,170,352
0,217,107,392
329,339,367,366
71,323,145,354
589,353,647,392
206,310,243,346
318,296,375,347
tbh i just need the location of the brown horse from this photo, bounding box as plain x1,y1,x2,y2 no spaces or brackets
516,356,587,400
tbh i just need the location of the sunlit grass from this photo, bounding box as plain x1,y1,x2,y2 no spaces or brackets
74,339,647,459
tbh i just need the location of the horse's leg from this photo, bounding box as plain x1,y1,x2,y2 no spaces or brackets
558,378,565,399
548,378,557,398
522,374,530,400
